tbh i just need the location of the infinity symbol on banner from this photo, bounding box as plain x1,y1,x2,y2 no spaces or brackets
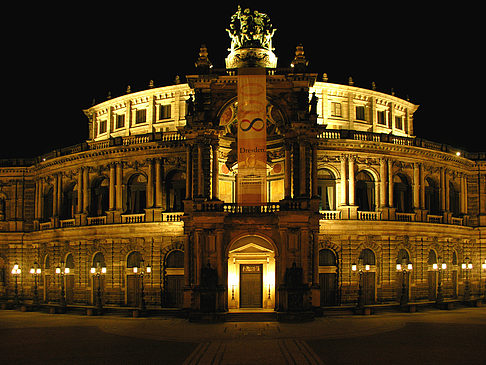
240,118,265,132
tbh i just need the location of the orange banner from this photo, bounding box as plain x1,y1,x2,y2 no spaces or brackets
237,70,267,205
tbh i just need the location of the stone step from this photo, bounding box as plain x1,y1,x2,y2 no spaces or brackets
225,311,277,322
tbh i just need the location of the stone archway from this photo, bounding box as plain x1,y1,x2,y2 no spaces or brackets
227,235,276,310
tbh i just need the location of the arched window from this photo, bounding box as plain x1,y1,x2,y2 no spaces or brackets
393,174,412,213
166,250,184,268
43,186,53,219
319,249,337,266
359,248,376,265
317,169,336,211
449,182,460,217
427,250,437,265
61,183,77,219
127,174,147,214
92,252,106,269
356,171,375,211
396,249,410,264
165,170,186,212
127,251,143,268
65,253,75,270
90,177,109,217
425,177,440,215
0,194,6,221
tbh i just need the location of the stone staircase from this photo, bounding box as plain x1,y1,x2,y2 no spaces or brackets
225,311,277,322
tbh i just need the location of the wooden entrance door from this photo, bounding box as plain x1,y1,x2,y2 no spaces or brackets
428,271,437,300
240,264,263,308
362,272,375,305
126,275,139,306
319,273,337,306
166,275,184,308
65,275,75,304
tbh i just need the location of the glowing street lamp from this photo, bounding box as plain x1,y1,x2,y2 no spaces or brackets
11,263,21,306
461,257,473,301
90,264,107,314
433,257,447,304
351,259,370,310
55,261,70,309
133,259,151,312
396,260,413,306
29,262,42,306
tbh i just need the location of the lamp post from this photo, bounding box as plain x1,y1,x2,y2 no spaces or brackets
461,257,473,301
433,257,447,304
352,259,370,311
396,260,413,306
90,263,106,314
482,259,486,302
11,263,21,307
55,261,70,310
29,262,42,306
133,259,151,312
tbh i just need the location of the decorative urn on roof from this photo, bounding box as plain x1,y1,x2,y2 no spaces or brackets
225,5,278,68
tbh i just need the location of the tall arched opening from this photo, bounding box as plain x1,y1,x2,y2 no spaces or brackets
227,235,276,310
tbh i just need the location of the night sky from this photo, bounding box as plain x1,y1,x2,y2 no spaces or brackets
3,1,483,159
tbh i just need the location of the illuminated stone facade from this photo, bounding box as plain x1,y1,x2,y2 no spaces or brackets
1,8,485,317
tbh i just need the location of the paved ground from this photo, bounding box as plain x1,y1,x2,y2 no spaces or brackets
1,307,485,364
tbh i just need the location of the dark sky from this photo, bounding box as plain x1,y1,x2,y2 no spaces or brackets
3,1,483,159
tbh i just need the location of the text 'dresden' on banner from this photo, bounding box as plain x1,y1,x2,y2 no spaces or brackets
237,69,267,205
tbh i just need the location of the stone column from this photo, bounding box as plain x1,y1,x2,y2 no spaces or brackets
299,142,306,197
460,174,468,214
109,164,116,211
311,143,318,197
420,163,425,209
185,145,192,200
53,174,58,217
116,163,123,211
82,168,89,214
379,158,387,207
348,156,355,206
440,167,446,212
284,142,291,199
155,158,163,208
197,144,203,197
413,162,420,209
77,169,83,214
146,159,154,208
216,229,224,286
388,159,394,208
340,155,347,205
212,144,219,200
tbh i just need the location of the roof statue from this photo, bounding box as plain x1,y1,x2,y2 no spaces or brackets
226,5,276,52
225,6,278,69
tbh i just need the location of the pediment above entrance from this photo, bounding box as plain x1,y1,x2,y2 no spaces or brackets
229,242,273,254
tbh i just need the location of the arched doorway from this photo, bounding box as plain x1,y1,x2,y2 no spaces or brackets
358,248,376,304
163,250,184,308
127,174,147,214
319,249,338,306
227,235,276,310
126,251,143,306
91,252,106,305
356,171,375,211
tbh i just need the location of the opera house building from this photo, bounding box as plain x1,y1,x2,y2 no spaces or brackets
1,7,485,320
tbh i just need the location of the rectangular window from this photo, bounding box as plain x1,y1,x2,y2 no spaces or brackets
395,116,403,130
135,109,146,124
331,102,342,117
159,104,171,120
377,110,386,125
116,114,125,129
99,119,107,134
355,106,365,121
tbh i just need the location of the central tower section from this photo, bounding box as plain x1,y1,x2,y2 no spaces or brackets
225,6,278,69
